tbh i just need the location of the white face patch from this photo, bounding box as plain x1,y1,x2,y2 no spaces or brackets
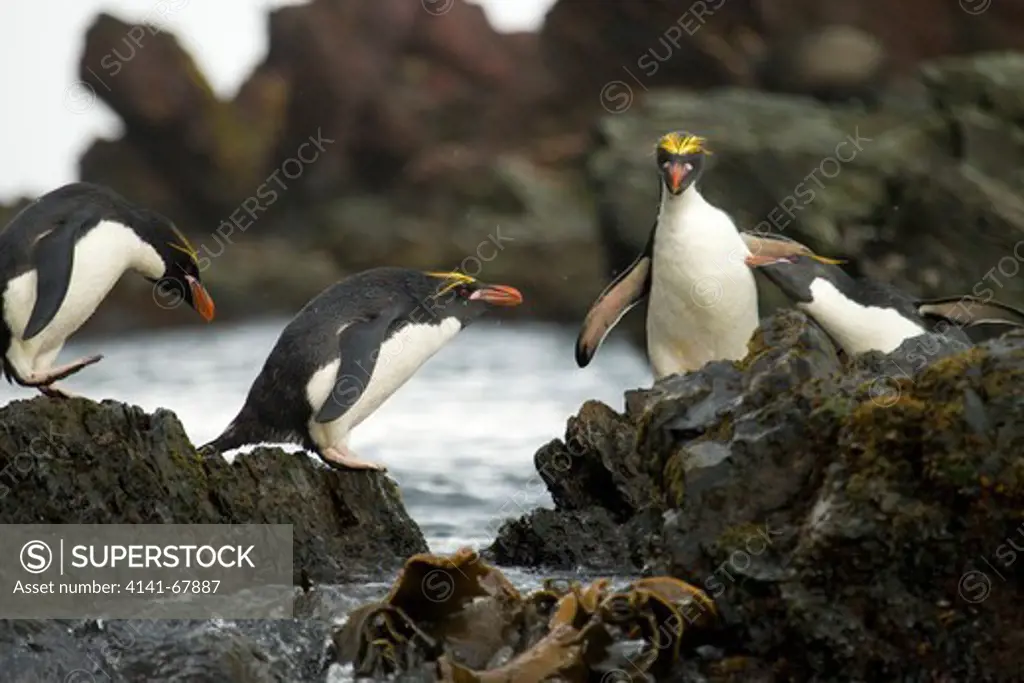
802,278,926,355
306,317,463,451
2,220,164,375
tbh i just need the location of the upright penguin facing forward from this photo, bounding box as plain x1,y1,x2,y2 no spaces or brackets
749,254,1024,355
0,182,216,398
201,268,523,471
576,131,839,379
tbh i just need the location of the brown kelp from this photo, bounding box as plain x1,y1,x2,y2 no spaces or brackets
333,548,718,681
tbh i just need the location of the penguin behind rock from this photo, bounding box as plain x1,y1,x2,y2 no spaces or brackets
749,254,1024,355
575,131,840,379
200,267,524,472
0,182,216,398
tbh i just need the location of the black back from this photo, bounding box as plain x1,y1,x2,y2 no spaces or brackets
0,183,192,381
757,256,973,344
758,256,915,313
202,267,498,453
0,183,171,275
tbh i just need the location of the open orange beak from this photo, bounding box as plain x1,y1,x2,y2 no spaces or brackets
469,284,523,307
186,274,216,322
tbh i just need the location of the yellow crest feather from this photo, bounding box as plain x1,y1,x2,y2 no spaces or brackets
657,132,711,156
168,225,199,265
425,271,476,296
809,254,847,265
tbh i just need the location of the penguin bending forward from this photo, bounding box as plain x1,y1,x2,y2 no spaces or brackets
201,268,524,471
575,131,841,379
0,183,216,398
749,254,1024,355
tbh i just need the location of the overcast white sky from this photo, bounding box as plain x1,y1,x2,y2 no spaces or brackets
0,0,556,202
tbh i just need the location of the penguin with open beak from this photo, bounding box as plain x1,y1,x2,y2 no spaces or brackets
0,182,216,398
200,267,523,471
575,131,840,379
748,254,1024,355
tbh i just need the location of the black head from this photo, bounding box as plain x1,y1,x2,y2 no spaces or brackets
409,270,523,324
30,183,218,323
655,131,710,196
139,212,216,323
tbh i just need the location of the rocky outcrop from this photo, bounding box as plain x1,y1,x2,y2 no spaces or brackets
0,397,427,583
542,0,1024,108
0,397,432,681
0,618,334,683
490,311,1024,681
77,1,555,217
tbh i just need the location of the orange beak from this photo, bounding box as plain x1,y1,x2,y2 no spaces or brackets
469,284,524,307
665,160,686,194
186,274,216,322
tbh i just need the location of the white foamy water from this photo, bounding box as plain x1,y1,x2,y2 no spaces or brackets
0,320,650,549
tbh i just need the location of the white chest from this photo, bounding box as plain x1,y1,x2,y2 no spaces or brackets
645,190,760,376
3,220,163,354
801,279,925,355
306,317,463,447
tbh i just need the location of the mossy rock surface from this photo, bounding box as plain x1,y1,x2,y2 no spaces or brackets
492,311,1024,681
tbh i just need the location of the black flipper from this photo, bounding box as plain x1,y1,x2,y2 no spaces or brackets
575,228,654,368
314,304,408,424
917,296,1024,328
22,210,96,341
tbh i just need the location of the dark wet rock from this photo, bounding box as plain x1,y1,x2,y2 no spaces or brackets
0,617,334,683
0,397,427,583
488,507,652,572
485,397,663,572
538,400,650,516
106,625,281,682
0,397,424,680
625,361,744,429
0,620,83,683
493,310,1024,680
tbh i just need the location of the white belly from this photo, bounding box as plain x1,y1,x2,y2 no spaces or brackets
2,221,162,374
645,199,760,378
306,317,463,450
801,279,925,355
